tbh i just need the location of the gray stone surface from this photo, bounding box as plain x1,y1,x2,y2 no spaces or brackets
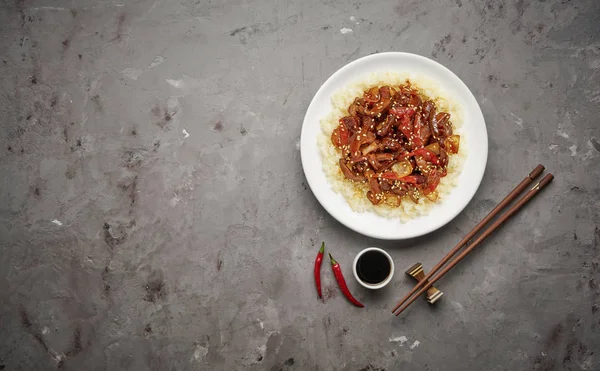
0,0,599,370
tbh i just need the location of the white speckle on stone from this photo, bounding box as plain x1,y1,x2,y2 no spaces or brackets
149,55,164,68
295,138,300,150
191,344,208,362
258,319,264,329
169,192,181,206
122,68,143,80
569,144,577,156
350,15,356,21
582,354,595,370
51,219,63,226
389,335,408,346
548,144,559,153
167,97,180,110
533,227,543,243
586,89,600,103
509,112,523,128
557,129,569,139
42,326,50,334
243,343,268,365
183,129,190,138
410,340,421,349
340,27,353,34
450,300,464,311
541,351,547,357
582,139,599,161
30,6,68,11
450,300,468,322
255,344,267,362
167,79,184,88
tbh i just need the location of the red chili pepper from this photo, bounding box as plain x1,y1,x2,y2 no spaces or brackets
331,122,349,148
399,174,426,184
314,242,325,298
409,148,440,165
329,253,364,308
389,106,415,118
377,172,425,184
398,115,414,141
377,171,402,180
411,115,425,148
390,107,416,143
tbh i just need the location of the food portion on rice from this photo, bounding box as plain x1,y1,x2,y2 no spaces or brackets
319,72,467,221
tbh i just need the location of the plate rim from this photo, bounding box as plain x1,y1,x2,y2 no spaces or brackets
300,52,488,240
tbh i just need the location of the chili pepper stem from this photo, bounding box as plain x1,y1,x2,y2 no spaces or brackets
319,242,325,254
329,253,337,265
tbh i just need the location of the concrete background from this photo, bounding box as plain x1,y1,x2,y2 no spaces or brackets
1,0,599,370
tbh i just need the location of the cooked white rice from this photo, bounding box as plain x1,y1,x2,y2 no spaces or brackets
318,71,467,222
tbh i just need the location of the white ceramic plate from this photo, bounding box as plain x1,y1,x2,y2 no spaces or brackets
300,52,488,240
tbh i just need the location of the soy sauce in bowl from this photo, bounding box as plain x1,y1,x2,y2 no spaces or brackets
356,250,391,284
353,248,394,289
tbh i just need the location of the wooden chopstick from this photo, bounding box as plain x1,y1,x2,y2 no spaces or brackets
393,172,554,316
391,164,545,314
